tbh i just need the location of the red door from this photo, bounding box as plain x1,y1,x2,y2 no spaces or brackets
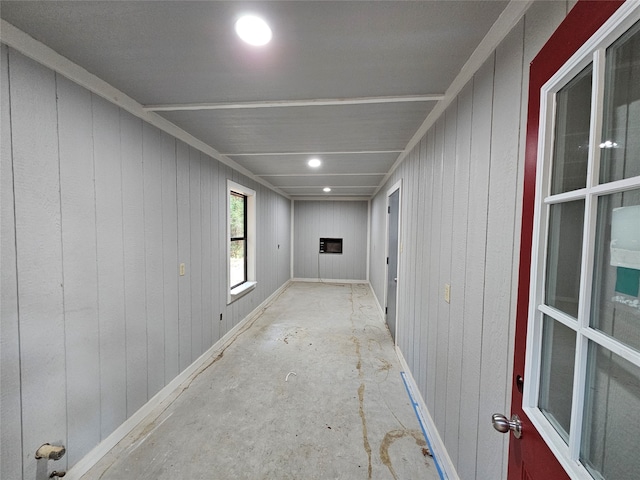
509,1,625,479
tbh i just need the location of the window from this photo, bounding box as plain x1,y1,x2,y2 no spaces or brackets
227,180,256,303
230,192,247,288
525,7,640,479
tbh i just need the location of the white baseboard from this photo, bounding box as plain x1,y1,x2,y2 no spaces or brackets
368,281,386,319
292,277,367,284
395,347,460,480
64,280,292,480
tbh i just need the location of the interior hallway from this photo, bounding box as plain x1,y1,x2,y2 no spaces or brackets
80,282,437,479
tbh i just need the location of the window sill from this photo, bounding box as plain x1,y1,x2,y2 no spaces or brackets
229,281,257,304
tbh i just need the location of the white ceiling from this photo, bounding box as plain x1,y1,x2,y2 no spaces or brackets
0,0,512,199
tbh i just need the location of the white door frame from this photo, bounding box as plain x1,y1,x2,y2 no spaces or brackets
384,179,402,345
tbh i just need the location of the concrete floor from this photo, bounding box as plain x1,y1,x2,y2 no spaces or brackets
81,282,438,479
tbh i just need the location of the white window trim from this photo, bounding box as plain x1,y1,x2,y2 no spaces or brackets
227,180,256,304
524,3,640,479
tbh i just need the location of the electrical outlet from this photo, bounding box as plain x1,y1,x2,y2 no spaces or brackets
444,283,451,304
179,263,185,276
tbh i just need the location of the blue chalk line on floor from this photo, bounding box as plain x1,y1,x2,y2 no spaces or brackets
401,371,447,480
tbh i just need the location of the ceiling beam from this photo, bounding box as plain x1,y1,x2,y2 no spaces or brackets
259,173,386,177
292,196,371,201
144,95,444,112
225,150,403,156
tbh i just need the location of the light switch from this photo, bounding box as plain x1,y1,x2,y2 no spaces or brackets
444,283,451,303
179,263,186,276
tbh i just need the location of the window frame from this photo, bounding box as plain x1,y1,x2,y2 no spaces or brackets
229,191,248,290
227,180,256,304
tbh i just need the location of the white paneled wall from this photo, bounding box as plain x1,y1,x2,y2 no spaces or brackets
369,3,571,479
293,200,368,281
1,43,23,480
0,47,291,478
0,46,22,478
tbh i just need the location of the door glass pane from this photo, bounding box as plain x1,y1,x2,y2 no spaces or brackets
600,20,640,184
590,189,640,352
230,239,246,287
539,315,576,442
581,342,640,479
545,200,585,318
551,64,592,195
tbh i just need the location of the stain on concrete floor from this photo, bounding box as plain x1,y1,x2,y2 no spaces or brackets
80,282,438,480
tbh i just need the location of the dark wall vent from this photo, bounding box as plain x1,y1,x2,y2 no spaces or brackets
319,238,343,254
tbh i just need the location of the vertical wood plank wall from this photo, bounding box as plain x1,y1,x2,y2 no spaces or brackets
368,3,571,479
57,76,102,465
1,48,291,478
293,200,368,281
0,43,22,480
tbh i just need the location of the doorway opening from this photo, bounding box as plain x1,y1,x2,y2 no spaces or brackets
385,181,402,343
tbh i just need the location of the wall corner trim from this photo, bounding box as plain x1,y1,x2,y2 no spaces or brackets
62,280,292,480
395,347,460,480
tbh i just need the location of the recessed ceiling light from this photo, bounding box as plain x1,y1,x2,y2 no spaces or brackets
308,158,322,168
235,15,272,46
323,187,331,193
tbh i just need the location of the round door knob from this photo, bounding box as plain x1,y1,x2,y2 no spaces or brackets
492,413,522,439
